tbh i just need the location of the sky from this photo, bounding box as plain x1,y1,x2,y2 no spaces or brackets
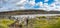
0,0,60,12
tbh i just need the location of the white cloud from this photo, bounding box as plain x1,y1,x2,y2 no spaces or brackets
29,1,35,6
44,0,49,2
49,1,60,11
43,3,49,11
46,3,60,11
43,3,48,7
16,0,27,5
0,0,60,12
38,2,43,7
0,7,10,12
50,3,56,8
54,0,58,2
19,6,25,9
37,1,60,11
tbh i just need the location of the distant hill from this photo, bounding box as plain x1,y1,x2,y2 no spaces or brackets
48,11,60,14
0,9,60,15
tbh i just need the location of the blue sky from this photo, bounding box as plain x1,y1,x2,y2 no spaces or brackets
0,0,60,12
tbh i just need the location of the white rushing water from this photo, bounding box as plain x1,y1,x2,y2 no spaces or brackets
11,14,60,23
12,14,60,18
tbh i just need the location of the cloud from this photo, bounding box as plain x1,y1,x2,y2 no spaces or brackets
0,0,60,12
43,3,48,8
54,0,58,2
44,0,49,2
0,7,9,12
44,2,60,11
39,2,43,7
49,1,60,11
36,0,60,11
16,0,26,5
29,1,35,6
19,6,25,9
